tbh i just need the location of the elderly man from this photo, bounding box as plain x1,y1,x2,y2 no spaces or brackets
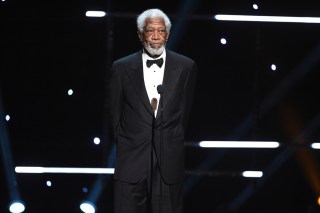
107,8,197,213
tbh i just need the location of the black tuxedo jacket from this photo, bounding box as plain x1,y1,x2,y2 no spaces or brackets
107,49,197,184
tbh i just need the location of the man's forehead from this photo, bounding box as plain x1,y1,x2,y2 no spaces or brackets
145,17,166,27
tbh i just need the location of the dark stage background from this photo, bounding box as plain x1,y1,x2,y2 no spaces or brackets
1,0,320,212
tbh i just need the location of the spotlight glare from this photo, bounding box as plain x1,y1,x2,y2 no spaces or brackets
199,141,280,148
80,201,96,213
46,181,52,187
317,196,320,206
271,64,277,71
6,115,10,121
242,171,263,178
311,143,320,149
9,201,25,213
253,4,259,10
68,89,73,96
86,11,106,17
220,38,227,45
93,137,100,145
214,14,320,24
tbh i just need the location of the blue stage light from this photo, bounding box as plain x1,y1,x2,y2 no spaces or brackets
9,200,25,213
80,201,96,213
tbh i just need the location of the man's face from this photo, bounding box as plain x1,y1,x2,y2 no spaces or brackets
138,17,169,57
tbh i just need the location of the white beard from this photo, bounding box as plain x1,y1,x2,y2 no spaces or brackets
144,42,165,56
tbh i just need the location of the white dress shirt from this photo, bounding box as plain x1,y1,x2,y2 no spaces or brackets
142,49,166,117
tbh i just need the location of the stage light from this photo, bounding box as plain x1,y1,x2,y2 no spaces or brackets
253,4,259,10
311,143,320,149
242,171,263,178
15,166,115,174
214,14,320,24
86,11,106,17
271,64,277,71
199,141,280,148
9,200,25,213
80,201,96,213
317,196,320,206
6,115,10,121
82,187,89,193
220,38,227,45
93,137,100,145
68,89,73,96
46,181,52,187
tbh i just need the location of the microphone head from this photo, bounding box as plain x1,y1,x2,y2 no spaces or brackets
157,84,164,94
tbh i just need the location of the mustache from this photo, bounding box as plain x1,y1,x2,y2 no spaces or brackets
145,42,166,48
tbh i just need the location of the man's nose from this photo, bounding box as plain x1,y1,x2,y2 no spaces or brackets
152,31,160,39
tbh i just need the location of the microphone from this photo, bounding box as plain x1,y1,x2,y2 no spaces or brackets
157,84,164,95
151,98,158,116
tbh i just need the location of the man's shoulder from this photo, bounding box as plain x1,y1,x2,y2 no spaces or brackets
113,51,141,65
166,49,195,65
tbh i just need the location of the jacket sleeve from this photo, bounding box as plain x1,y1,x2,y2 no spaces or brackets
182,61,197,130
105,62,124,145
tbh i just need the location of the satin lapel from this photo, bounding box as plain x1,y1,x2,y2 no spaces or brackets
124,52,153,115
156,50,182,119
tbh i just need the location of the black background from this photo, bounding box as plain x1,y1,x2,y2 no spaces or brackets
1,0,320,212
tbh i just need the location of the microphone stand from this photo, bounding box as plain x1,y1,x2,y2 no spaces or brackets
157,85,164,213
150,98,158,213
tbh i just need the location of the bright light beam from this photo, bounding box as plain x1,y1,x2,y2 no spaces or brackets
214,14,320,24
311,143,320,149
15,167,114,174
85,11,106,17
242,171,263,178
199,141,280,148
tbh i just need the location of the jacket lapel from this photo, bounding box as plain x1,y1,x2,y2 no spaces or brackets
125,51,153,115
156,50,182,119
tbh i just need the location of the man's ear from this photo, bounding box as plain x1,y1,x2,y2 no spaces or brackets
166,32,170,42
137,31,143,42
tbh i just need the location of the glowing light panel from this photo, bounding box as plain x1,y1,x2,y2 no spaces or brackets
311,143,320,149
242,171,263,178
15,167,115,174
214,14,320,24
86,11,106,17
199,141,280,148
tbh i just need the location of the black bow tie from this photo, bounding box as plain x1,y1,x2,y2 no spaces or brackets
146,58,164,68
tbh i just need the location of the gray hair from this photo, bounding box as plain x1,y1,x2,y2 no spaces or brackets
137,8,171,33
